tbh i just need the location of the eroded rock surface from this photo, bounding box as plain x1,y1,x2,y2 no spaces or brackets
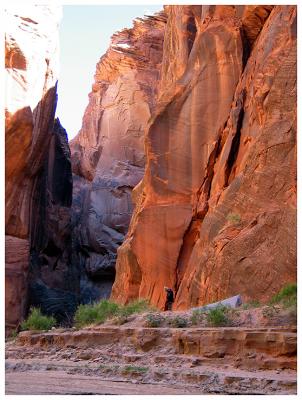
5,5,61,332
111,5,297,309
29,118,78,322
5,6,77,331
6,324,297,394
70,13,167,303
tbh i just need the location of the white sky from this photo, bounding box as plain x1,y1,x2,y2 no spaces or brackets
56,5,163,139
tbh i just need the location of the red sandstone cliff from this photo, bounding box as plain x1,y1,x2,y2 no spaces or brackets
70,13,166,303
111,5,297,309
5,6,77,331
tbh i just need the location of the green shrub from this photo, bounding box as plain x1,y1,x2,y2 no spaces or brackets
227,213,241,224
21,308,56,331
242,300,261,310
10,329,18,339
74,300,120,328
206,306,229,327
191,309,206,325
123,365,148,374
74,298,153,328
119,299,152,318
99,364,119,373
262,305,278,319
170,316,188,328
145,313,164,327
269,283,297,308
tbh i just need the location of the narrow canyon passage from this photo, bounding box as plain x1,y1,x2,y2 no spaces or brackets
5,4,296,333
4,5,297,396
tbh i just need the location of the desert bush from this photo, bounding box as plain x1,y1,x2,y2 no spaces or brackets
118,299,152,318
206,306,229,327
145,313,164,327
242,300,261,310
74,299,120,328
21,308,56,331
123,365,148,374
226,212,241,224
262,305,278,319
269,283,297,308
169,315,188,328
99,364,119,373
74,298,153,328
191,309,206,325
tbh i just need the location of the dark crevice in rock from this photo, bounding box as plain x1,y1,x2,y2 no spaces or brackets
242,6,274,48
174,218,201,293
43,240,61,258
224,89,246,187
187,16,197,55
240,28,251,71
28,118,79,324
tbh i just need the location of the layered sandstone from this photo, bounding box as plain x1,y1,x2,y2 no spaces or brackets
5,5,61,331
111,5,297,309
70,13,166,303
7,325,297,394
5,6,77,331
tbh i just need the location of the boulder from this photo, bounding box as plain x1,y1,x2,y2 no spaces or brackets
192,295,242,312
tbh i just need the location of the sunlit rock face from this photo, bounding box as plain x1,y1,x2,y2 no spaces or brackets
5,6,77,331
111,5,297,309
70,13,167,303
5,5,60,240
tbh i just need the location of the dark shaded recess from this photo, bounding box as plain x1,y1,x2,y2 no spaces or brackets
80,278,113,305
87,266,116,280
89,148,102,170
240,28,251,70
51,119,73,206
187,16,197,55
29,280,78,325
225,90,247,186
43,239,61,258
78,244,107,257
28,118,79,325
291,13,297,39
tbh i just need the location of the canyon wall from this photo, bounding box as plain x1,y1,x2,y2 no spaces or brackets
29,118,78,322
5,6,77,331
5,5,296,327
111,5,297,309
70,13,166,303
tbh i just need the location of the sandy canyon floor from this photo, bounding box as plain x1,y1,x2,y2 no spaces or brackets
5,307,297,395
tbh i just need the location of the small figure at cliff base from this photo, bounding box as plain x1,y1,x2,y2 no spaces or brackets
164,286,174,311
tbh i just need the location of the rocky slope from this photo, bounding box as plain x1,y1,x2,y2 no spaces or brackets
70,13,167,303
5,6,77,332
111,5,297,309
6,322,297,394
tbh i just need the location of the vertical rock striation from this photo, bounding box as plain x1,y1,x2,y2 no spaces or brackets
5,5,61,332
111,5,297,309
29,118,78,322
5,6,77,331
70,13,166,303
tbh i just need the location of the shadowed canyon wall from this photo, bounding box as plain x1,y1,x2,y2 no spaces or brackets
5,6,78,332
5,5,297,328
111,5,297,309
70,13,167,303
